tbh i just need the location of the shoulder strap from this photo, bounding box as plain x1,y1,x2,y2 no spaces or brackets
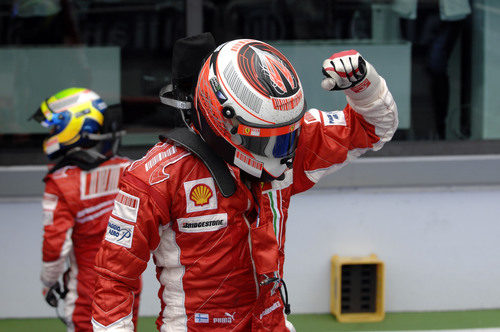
160,127,236,198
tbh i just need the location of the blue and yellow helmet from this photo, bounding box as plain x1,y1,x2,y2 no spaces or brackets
31,88,108,159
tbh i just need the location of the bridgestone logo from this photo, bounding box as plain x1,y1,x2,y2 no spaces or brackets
182,219,224,229
177,213,228,233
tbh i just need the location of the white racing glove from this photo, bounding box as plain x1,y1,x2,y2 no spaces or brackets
321,50,381,103
321,50,367,91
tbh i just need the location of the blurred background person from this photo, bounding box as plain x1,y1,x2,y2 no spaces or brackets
9,0,81,44
394,0,471,139
31,87,140,331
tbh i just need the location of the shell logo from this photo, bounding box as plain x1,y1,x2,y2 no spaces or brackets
189,184,213,206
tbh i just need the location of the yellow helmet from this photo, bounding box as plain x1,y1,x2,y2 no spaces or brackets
31,88,107,159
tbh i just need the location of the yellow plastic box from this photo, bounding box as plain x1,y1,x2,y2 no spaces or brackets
330,254,385,322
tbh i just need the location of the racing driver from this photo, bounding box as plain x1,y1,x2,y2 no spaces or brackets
91,36,398,331
32,88,141,331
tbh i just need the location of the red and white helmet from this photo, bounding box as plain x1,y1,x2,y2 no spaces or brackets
194,39,306,181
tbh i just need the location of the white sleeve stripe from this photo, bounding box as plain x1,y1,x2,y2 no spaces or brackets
41,229,73,286
76,199,115,218
304,148,369,183
76,206,114,224
91,312,134,331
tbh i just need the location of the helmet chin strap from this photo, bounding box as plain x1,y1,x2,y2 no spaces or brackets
159,84,192,111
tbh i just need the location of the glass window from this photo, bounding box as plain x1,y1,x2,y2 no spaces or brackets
0,0,186,160
1,0,498,165
203,0,475,142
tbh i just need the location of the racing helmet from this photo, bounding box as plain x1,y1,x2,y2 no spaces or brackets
193,39,306,181
31,88,108,160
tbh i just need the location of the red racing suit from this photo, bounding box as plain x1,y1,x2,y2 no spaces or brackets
91,72,397,331
41,156,141,331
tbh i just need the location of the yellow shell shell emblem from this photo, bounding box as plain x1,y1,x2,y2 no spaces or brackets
190,184,213,206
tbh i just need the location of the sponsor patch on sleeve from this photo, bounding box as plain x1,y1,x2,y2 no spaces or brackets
42,193,58,210
177,213,228,233
194,313,209,323
42,193,58,226
183,178,218,213
43,211,54,226
104,217,134,248
112,190,140,223
304,109,321,124
323,110,346,126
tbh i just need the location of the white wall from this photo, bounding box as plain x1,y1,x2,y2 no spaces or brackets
1,183,500,318
284,186,500,313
